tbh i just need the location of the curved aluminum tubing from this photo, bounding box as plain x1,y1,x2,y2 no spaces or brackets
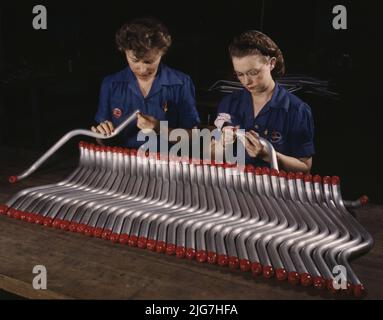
276,176,321,278
321,181,362,278
12,110,139,182
264,175,310,275
56,149,130,223
99,156,162,234
71,152,139,226
285,177,337,281
14,147,101,213
49,150,128,223
109,158,179,236
163,165,224,251
333,185,374,287
6,145,89,209
235,133,278,171
193,166,244,254
8,146,98,219
325,181,372,286
34,149,117,218
304,179,350,282
153,164,212,248
182,165,233,252
135,161,196,244
144,162,200,244
21,147,111,217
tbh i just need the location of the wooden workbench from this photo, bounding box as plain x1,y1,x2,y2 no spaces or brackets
0,146,382,300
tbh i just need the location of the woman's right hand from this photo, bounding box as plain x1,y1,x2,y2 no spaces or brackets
91,120,115,136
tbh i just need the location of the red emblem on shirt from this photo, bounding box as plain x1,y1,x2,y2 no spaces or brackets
113,108,122,119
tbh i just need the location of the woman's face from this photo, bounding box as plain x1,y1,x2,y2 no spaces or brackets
232,54,276,93
125,49,163,81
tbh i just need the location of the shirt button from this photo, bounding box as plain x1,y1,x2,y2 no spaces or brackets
254,125,259,129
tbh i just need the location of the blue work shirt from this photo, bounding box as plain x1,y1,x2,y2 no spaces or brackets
215,82,315,167
95,63,200,149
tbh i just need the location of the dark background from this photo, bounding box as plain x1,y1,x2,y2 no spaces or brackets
0,0,382,203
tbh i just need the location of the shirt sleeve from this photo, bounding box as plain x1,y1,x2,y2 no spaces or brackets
95,76,112,123
288,103,315,158
177,76,200,129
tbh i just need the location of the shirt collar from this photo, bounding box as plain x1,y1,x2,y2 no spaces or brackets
124,63,183,99
244,81,290,117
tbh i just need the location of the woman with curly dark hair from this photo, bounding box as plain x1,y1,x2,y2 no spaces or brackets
213,30,315,173
92,17,200,149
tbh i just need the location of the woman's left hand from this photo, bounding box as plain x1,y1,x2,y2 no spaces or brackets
244,130,268,159
137,112,160,133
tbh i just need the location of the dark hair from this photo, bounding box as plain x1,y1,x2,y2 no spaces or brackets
115,17,172,59
229,30,285,77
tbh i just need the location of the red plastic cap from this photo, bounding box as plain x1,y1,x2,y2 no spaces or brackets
156,241,166,253
101,229,112,240
261,167,270,176
84,226,95,237
43,217,54,227
331,176,341,185
8,176,18,184
147,239,157,251
313,175,322,183
255,167,263,176
59,220,70,231
288,271,300,285
217,254,229,267
165,243,176,255
110,233,120,243
52,219,62,229
137,236,147,248
128,235,138,247
92,227,103,238
323,176,331,184
251,262,263,276
175,246,186,259
278,170,287,178
313,276,326,290
239,259,251,272
68,222,79,232
0,205,9,215
275,268,287,281
245,165,255,173
196,250,207,263
270,169,279,177
287,172,296,180
295,172,304,180
76,223,87,234
304,174,313,183
34,215,44,225
26,213,37,223
360,195,369,206
228,257,240,269
186,248,196,260
263,265,275,279
119,233,130,245
300,273,313,287
207,252,217,264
